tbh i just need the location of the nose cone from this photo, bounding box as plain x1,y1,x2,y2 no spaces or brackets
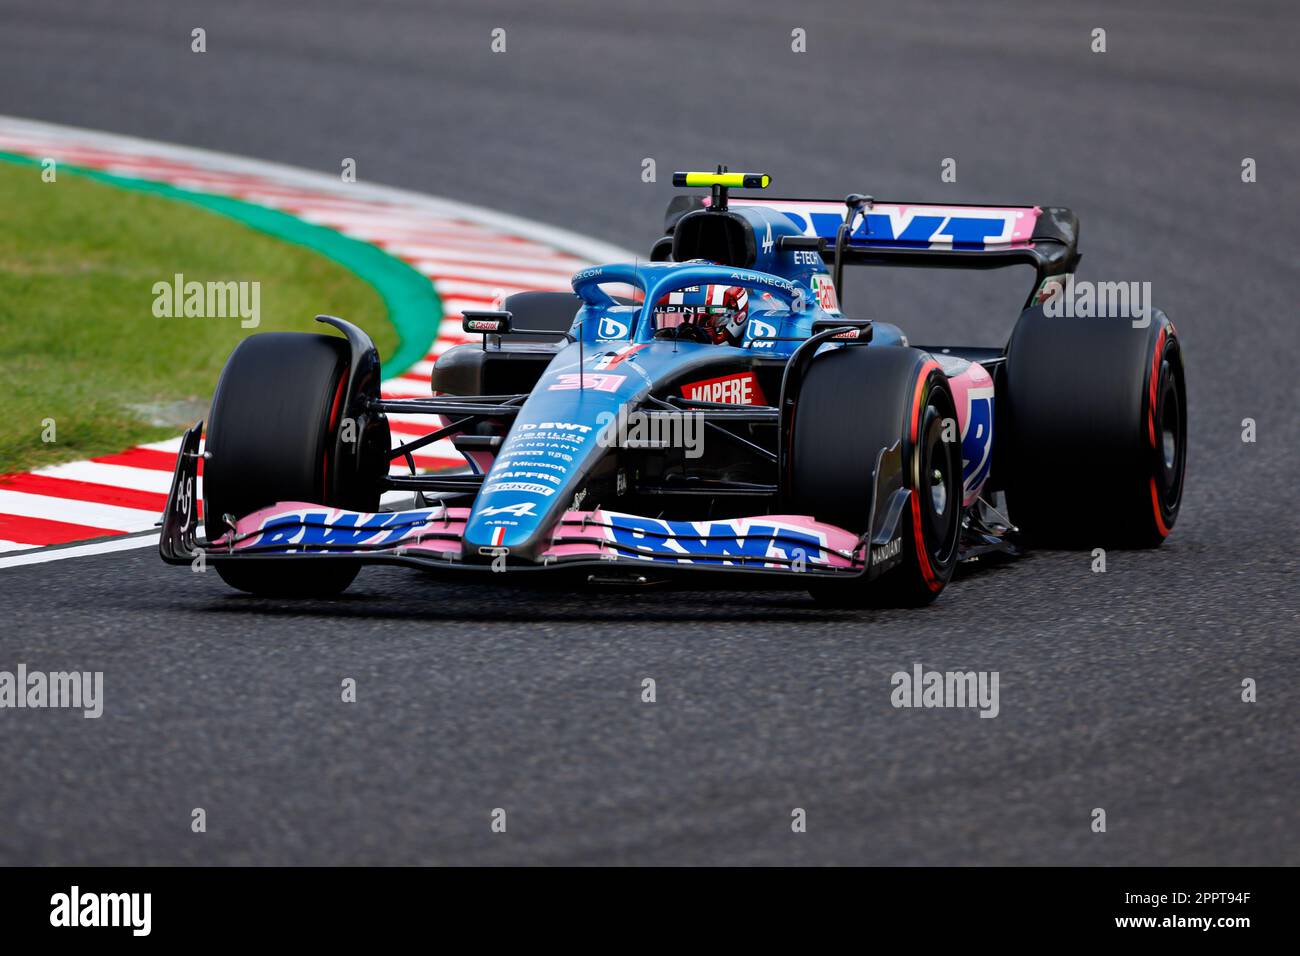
460,336,727,563
461,427,590,562
462,343,643,561
464,516,546,559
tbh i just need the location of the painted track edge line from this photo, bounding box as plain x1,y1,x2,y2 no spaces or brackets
0,531,160,570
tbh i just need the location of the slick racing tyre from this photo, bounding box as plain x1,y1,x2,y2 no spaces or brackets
204,332,379,597
1001,306,1186,547
789,346,962,607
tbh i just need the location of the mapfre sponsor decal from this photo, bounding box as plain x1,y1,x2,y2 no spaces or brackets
681,371,766,406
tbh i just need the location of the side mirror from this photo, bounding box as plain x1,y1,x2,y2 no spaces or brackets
462,310,512,335
810,317,873,342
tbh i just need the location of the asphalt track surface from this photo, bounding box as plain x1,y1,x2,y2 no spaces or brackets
1,1,1297,865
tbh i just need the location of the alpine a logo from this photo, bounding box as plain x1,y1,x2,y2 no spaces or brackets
479,502,537,518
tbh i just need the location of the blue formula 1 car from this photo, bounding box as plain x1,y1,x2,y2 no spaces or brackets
160,170,1187,605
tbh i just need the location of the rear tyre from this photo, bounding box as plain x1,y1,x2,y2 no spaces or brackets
204,333,376,597
789,347,962,607
1002,307,1186,547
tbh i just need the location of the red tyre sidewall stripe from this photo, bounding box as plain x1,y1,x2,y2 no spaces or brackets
1147,326,1166,450
909,361,943,591
1149,476,1171,538
1147,325,1172,537
322,368,349,499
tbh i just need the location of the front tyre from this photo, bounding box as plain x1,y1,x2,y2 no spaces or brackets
204,332,379,597
789,346,962,607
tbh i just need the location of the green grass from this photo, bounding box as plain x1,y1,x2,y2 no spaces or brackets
0,162,396,473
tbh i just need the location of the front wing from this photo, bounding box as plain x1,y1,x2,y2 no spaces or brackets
160,423,912,584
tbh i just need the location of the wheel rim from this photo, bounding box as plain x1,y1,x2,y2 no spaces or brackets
1159,356,1190,509
917,388,961,566
930,467,948,517
1157,359,1182,489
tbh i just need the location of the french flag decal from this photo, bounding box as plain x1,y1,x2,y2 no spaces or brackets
490,526,507,547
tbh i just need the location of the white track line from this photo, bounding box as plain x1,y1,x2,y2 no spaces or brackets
0,489,162,531
31,460,196,496
0,533,162,569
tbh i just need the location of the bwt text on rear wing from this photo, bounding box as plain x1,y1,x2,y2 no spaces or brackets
680,194,1081,308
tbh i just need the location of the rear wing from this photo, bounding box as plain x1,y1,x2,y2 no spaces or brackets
664,194,1080,308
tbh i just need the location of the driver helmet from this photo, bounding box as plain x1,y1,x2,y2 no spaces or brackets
653,284,749,345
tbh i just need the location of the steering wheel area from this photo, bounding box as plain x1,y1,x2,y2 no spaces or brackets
653,321,715,344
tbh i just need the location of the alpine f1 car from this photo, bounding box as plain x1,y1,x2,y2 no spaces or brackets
160,170,1186,605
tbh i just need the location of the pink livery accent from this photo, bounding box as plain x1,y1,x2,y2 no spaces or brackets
935,356,996,506
218,502,472,558
540,511,862,568
213,502,864,569
725,198,1041,249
